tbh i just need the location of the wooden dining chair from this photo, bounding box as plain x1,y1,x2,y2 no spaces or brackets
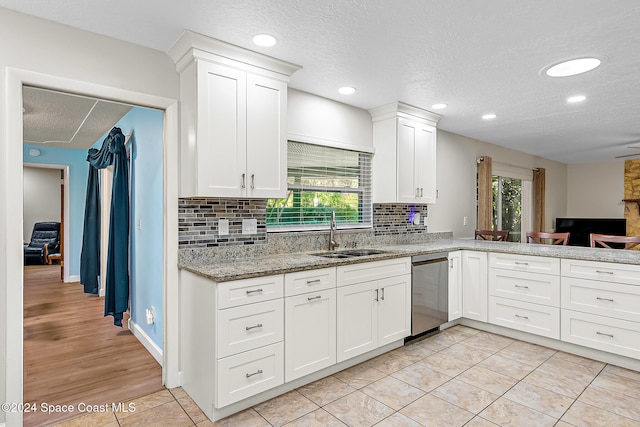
474,229,509,241
590,234,640,249
525,231,570,246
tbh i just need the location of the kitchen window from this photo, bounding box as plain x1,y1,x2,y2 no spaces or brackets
491,163,532,242
266,141,372,231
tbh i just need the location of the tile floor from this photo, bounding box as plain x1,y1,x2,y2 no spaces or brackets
54,326,640,426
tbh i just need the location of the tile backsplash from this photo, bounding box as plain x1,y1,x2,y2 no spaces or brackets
178,198,429,248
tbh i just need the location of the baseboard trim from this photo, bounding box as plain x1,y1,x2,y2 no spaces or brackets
65,274,80,283
129,319,163,366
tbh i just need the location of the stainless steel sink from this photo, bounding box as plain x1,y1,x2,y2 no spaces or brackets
311,249,387,258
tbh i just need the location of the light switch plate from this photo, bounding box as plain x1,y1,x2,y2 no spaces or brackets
218,219,229,236
242,218,257,235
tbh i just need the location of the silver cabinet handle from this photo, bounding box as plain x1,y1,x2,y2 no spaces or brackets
381,288,385,300
306,279,321,284
596,331,614,338
596,270,614,275
241,173,246,189
596,297,614,302
515,314,529,320
251,174,255,189
375,289,379,302
515,261,529,266
246,369,263,378
307,295,322,301
245,323,263,331
420,188,424,197
415,188,419,197
515,285,529,289
246,288,263,294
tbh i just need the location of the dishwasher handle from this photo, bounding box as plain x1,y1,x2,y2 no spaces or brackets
412,257,448,267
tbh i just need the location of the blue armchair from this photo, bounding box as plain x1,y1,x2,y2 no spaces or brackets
24,222,60,265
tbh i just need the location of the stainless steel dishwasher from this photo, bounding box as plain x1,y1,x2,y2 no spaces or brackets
410,252,449,337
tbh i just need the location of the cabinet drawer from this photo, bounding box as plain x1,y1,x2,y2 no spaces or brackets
488,296,559,339
561,259,640,286
218,275,284,309
216,342,284,408
561,310,640,360
561,277,640,322
217,299,284,359
284,267,336,297
337,257,411,287
489,253,560,275
489,268,560,307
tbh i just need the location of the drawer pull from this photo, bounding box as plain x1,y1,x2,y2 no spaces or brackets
381,287,385,301
596,297,614,302
514,261,529,266
245,323,263,331
515,314,529,320
514,285,529,289
307,295,322,301
246,369,263,378
246,288,264,295
306,279,321,284
596,331,614,338
375,289,379,302
596,270,614,275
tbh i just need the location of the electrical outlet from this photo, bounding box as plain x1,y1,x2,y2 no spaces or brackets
146,306,155,325
413,212,421,225
463,216,469,226
218,219,229,236
423,217,428,226
242,218,257,235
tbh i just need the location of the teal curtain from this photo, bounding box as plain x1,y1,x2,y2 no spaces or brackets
80,127,130,327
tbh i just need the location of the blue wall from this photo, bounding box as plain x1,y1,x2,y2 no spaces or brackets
107,107,164,349
23,145,89,277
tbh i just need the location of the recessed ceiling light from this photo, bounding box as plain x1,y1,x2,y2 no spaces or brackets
482,114,497,120
252,34,277,47
544,57,601,77
431,103,447,110
567,95,587,103
338,86,356,95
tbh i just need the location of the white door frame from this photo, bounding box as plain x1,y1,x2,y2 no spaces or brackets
23,163,71,282
5,68,180,427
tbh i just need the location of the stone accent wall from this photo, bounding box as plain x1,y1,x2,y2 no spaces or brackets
178,198,430,248
373,203,429,235
624,160,640,238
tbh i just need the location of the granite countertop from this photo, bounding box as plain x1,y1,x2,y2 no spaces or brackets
180,238,640,282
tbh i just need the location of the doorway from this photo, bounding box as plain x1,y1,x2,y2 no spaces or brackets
5,67,180,427
491,165,533,243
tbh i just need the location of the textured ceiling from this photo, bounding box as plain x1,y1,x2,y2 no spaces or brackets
23,87,132,150
5,1,640,163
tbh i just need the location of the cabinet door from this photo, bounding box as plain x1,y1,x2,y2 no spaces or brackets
462,251,488,322
197,61,246,197
284,289,336,381
246,74,287,198
448,251,462,321
378,274,411,346
414,124,436,203
336,281,378,362
396,118,419,203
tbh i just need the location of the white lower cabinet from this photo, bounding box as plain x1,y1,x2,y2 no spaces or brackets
284,288,336,381
489,296,560,339
462,251,488,322
336,274,411,363
448,251,462,321
336,258,412,363
216,342,284,408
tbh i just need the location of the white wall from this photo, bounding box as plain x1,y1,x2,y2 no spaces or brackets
566,160,624,218
0,8,180,424
287,88,373,150
428,130,568,237
23,167,62,243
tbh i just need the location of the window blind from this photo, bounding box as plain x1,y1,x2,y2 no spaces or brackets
267,141,373,231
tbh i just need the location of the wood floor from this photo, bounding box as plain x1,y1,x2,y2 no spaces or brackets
23,265,163,427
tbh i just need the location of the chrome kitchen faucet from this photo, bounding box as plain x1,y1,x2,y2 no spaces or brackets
329,210,340,251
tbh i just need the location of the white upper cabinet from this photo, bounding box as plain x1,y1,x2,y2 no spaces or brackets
369,102,441,204
168,31,300,198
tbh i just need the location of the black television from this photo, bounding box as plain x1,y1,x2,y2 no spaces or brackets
555,218,626,248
